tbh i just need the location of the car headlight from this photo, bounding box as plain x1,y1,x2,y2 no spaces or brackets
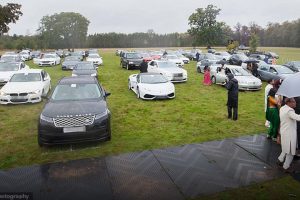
72,74,77,77
0,91,7,96
95,110,109,120
91,73,97,76
129,62,133,64
29,89,41,94
40,114,53,123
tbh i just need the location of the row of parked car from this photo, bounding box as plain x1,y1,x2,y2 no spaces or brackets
0,49,111,146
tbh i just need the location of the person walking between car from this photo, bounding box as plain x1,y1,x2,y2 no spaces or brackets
266,88,280,141
140,59,148,73
265,79,275,127
278,98,300,173
225,73,239,120
203,66,212,86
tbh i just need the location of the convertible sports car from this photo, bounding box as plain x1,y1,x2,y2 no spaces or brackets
147,60,187,82
0,69,51,104
128,73,175,100
0,62,29,85
210,65,262,91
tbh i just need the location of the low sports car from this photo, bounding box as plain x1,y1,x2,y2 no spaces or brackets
128,73,175,100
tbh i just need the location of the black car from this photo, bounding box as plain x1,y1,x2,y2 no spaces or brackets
38,76,111,146
72,61,98,78
283,61,300,72
61,56,81,70
120,52,143,70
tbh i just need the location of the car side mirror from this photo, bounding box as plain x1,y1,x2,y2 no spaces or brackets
105,92,111,97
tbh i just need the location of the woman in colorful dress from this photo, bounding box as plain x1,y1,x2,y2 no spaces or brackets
203,66,212,86
266,88,280,141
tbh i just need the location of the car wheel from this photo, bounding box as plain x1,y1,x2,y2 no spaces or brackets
211,76,216,84
126,63,130,70
136,87,140,99
197,67,201,73
38,134,43,147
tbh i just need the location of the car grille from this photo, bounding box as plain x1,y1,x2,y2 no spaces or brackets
9,93,28,96
53,115,95,128
41,61,51,63
173,73,183,80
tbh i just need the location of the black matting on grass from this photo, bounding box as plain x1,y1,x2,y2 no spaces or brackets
105,150,185,200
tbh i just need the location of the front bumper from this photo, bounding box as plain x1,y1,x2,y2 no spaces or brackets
0,93,41,104
140,90,175,100
238,84,262,91
38,116,111,145
39,61,55,66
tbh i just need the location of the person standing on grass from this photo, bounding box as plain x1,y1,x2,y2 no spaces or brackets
278,98,300,173
140,59,148,73
203,66,212,86
225,73,239,120
266,88,280,141
265,79,275,127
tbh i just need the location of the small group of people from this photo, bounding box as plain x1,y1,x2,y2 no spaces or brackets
265,79,300,173
246,62,258,77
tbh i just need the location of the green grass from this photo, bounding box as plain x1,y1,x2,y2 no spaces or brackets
0,47,299,170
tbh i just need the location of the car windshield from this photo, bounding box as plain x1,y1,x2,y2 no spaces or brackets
0,63,19,71
141,74,168,84
75,63,94,70
127,53,141,59
1,55,19,61
276,66,294,74
65,56,79,61
231,68,251,76
10,73,41,82
157,62,177,68
51,83,102,100
44,54,55,58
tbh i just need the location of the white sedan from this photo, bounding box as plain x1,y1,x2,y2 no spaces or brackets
210,65,262,91
86,54,103,66
147,60,187,83
162,55,184,68
128,73,175,100
0,62,29,85
0,69,51,104
36,53,61,66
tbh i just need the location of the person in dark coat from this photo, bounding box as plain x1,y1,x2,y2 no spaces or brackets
225,73,239,120
252,63,258,77
140,59,148,73
195,51,200,61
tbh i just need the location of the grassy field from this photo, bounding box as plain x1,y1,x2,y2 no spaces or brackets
1,47,300,169
1,47,300,198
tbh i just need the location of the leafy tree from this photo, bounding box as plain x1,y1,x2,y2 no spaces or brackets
249,33,260,53
38,12,89,49
188,5,226,46
0,3,23,35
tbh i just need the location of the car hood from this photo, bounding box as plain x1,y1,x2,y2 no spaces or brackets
73,69,97,75
87,58,102,61
139,82,173,92
1,82,42,93
42,100,107,117
40,58,56,61
168,59,183,63
159,67,186,74
128,58,143,62
62,61,79,66
235,76,261,83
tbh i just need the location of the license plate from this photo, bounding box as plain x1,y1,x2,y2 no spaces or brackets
63,126,86,133
11,96,23,99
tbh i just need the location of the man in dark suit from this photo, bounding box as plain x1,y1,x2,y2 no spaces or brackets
140,59,148,73
225,73,239,120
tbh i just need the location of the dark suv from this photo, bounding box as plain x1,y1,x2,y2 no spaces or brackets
120,52,143,70
38,76,111,146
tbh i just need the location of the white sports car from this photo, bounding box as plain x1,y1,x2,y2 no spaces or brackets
0,69,51,104
147,60,187,83
86,54,103,66
128,73,175,100
0,62,29,85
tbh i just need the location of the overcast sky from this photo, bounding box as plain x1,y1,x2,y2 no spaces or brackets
2,0,300,35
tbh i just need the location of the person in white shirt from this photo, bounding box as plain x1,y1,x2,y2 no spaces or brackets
278,98,300,172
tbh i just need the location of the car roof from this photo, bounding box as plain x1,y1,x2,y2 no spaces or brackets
59,76,97,84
